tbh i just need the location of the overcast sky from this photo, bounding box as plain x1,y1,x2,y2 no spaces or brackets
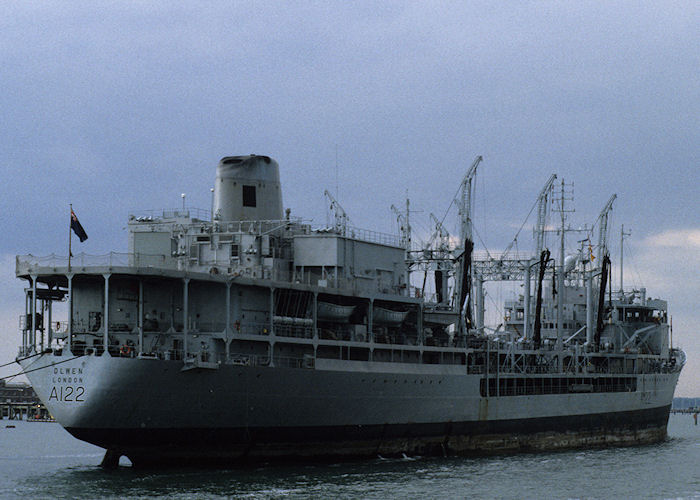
1,2,698,394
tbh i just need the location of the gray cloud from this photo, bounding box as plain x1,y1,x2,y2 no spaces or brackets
1,1,698,390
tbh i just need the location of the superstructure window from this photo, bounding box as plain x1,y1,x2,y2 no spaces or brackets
242,185,256,207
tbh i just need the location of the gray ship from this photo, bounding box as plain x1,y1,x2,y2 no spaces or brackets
15,155,684,467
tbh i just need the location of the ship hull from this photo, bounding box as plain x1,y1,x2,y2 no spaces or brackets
67,405,669,467
20,353,678,467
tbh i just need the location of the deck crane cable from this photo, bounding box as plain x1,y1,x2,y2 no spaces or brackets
623,237,644,290
431,156,482,250
501,197,539,260
485,287,501,323
502,174,557,261
428,213,448,245
420,159,483,297
585,193,617,260
412,214,433,248
435,174,464,230
472,225,493,261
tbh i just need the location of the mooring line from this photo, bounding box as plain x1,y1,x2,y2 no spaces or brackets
0,351,43,370
0,355,82,383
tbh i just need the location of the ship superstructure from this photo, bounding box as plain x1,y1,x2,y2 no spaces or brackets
15,155,684,467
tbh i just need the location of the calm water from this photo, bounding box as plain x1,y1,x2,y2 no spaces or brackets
1,414,699,499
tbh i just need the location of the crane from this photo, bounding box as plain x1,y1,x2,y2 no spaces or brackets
391,199,412,296
458,155,483,243
534,174,557,264
499,173,556,260
390,201,411,251
429,213,450,251
324,190,349,236
595,194,617,266
455,155,483,333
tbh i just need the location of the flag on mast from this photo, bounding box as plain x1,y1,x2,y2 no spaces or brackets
70,209,88,242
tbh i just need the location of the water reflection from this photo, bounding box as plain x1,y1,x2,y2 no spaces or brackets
3,415,700,499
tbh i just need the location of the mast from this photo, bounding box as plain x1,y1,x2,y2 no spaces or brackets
553,179,573,346
68,203,73,272
557,180,565,345
406,196,411,295
619,224,631,293
534,175,557,263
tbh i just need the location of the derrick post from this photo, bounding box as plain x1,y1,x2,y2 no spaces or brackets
103,273,111,355
225,281,232,361
138,279,144,355
183,277,190,360
269,287,275,336
476,275,484,333
586,270,594,345
67,274,74,353
30,274,37,352
523,260,531,340
47,294,53,348
312,292,318,340
368,298,374,343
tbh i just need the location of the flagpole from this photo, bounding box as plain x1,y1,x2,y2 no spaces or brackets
68,203,72,272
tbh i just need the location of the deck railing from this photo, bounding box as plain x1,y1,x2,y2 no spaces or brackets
17,252,173,270
17,252,411,297
130,207,212,222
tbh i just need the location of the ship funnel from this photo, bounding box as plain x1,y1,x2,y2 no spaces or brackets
213,155,284,222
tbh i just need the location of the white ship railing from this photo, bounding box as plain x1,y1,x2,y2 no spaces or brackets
127,210,401,248
17,252,174,270
472,250,536,262
17,253,413,297
129,207,212,222
345,226,402,247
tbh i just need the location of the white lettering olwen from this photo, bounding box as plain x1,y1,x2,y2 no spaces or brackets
53,367,84,375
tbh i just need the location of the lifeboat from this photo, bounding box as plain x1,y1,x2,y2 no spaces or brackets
372,307,409,325
317,302,356,322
